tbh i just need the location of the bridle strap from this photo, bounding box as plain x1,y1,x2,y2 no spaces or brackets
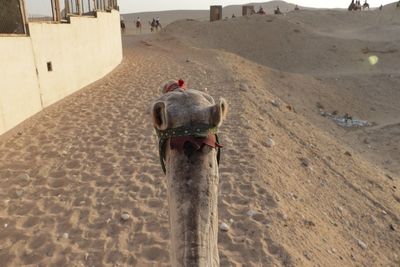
216,134,221,167
156,124,221,174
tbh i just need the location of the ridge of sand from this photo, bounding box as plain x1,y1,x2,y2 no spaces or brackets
0,5,399,267
163,8,400,174
121,1,299,35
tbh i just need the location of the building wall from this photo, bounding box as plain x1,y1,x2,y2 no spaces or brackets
210,6,223,21
0,10,122,135
0,37,43,134
29,11,123,107
242,6,255,16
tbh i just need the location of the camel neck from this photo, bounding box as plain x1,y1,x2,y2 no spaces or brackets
166,147,220,266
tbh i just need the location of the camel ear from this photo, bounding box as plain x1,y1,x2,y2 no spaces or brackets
209,98,228,127
152,101,168,130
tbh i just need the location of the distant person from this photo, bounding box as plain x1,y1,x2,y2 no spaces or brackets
379,4,383,11
136,17,142,33
257,6,266,15
120,20,125,34
362,0,369,10
295,5,300,11
397,1,400,8
156,16,162,29
344,113,353,124
354,0,361,10
232,13,236,18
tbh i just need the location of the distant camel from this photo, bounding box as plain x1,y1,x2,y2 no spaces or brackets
150,19,161,32
355,1,362,10
348,0,362,11
149,21,154,32
151,80,228,266
348,0,355,10
156,18,162,29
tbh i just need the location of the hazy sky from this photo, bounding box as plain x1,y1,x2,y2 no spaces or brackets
119,0,395,13
24,0,396,16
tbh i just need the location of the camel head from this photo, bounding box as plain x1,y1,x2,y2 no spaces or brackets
151,84,228,267
152,87,227,131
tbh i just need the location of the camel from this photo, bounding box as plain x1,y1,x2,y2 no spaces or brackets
356,0,362,10
348,0,362,11
348,0,355,11
150,19,161,32
151,81,228,266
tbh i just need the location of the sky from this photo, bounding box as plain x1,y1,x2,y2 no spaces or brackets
24,0,396,16
118,0,396,13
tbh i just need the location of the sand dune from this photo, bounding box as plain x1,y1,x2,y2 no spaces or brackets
163,7,400,174
222,1,299,16
121,10,208,35
121,1,300,35
0,2,399,267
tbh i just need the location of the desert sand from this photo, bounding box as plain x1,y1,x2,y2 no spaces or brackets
0,1,399,266
121,1,299,35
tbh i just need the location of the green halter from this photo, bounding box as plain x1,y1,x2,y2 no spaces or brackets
156,123,220,174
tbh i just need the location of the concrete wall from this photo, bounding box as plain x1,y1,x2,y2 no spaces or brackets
242,6,255,16
0,37,43,134
0,10,122,135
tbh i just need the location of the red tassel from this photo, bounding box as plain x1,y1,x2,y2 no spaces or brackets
178,79,185,87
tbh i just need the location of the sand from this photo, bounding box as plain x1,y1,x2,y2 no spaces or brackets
121,1,298,35
1,1,400,266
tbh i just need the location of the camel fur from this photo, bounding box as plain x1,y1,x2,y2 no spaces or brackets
151,85,228,267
